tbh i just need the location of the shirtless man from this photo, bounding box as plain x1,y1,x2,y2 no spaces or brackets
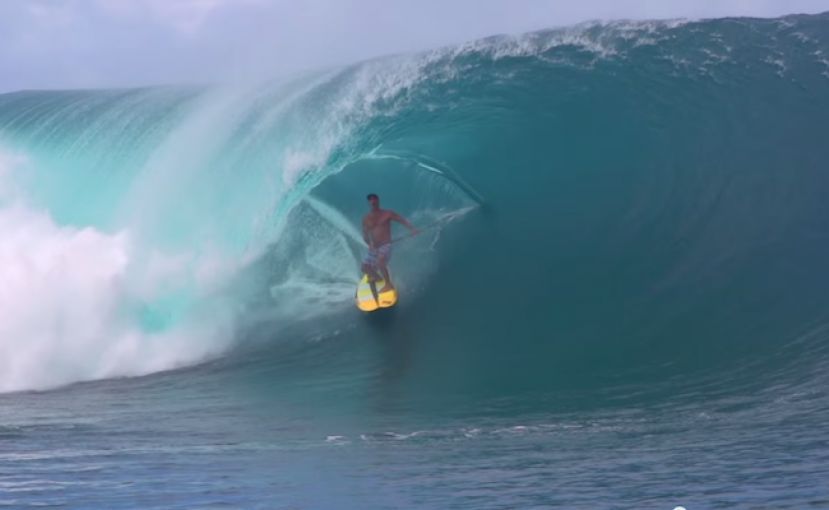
362,193,418,292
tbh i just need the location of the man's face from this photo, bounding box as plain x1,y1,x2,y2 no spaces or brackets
368,196,379,209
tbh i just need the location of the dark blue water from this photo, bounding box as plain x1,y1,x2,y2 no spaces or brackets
1,13,829,509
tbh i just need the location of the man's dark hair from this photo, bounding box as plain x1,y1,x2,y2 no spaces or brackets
366,193,379,201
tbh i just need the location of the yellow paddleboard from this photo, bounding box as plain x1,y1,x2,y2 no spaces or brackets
355,273,398,312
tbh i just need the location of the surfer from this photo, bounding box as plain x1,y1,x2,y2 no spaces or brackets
362,193,418,292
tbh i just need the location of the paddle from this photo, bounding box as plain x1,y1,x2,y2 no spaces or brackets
388,218,446,245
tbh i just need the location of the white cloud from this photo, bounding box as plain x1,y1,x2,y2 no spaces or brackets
95,0,245,36
26,2,77,27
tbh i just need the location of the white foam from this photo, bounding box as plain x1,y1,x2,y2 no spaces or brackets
0,149,237,393
812,50,829,79
438,18,691,66
764,55,788,77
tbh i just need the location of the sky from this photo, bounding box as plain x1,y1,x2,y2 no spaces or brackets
1,0,829,93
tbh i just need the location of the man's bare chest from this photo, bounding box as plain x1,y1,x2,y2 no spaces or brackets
365,213,390,228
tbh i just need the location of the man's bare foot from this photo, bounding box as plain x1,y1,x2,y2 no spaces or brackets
379,284,395,293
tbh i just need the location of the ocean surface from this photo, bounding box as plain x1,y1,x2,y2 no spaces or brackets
2,12,829,509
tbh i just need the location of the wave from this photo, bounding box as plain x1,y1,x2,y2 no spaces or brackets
1,12,829,398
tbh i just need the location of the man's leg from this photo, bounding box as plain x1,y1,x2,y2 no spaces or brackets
378,255,394,292
362,262,381,282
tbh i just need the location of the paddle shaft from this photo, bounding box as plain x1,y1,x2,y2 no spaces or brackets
389,219,446,245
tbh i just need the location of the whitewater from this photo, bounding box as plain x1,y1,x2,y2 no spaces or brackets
2,13,829,509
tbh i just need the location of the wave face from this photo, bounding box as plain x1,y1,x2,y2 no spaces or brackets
1,13,829,402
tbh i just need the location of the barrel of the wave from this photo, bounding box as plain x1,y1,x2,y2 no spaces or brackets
355,273,397,312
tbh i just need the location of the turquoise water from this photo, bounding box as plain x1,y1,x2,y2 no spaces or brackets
2,13,829,509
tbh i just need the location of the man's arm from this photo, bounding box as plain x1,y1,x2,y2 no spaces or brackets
390,211,418,234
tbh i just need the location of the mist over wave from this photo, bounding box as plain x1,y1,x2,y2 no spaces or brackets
0,149,238,392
